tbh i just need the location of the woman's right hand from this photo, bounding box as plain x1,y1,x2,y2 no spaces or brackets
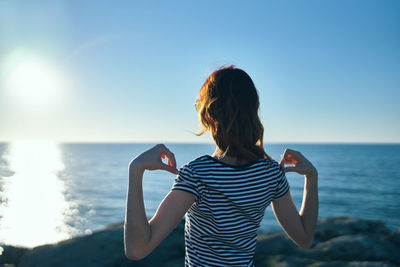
273,148,319,248
129,144,178,175
279,149,317,177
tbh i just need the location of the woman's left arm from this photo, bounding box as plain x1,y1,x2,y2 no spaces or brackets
124,144,195,260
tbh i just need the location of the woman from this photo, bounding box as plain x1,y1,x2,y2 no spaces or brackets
124,66,318,266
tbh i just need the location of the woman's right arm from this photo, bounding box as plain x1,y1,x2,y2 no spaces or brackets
271,148,318,248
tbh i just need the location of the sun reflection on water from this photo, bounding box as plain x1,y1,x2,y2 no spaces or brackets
0,140,73,248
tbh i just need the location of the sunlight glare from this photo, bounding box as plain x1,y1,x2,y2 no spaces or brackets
0,140,74,248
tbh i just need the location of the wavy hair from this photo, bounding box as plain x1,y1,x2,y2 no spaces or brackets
196,66,272,163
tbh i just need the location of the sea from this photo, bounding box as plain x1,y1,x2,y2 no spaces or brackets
0,142,399,248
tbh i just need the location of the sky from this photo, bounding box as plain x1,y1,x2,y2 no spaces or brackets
0,0,399,143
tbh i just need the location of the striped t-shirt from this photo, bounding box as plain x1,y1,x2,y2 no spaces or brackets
171,155,290,267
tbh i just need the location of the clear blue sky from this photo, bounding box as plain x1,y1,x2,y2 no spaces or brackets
0,0,399,143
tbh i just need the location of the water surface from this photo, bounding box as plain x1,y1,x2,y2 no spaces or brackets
0,142,399,247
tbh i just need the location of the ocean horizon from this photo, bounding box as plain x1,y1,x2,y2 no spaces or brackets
1,142,399,248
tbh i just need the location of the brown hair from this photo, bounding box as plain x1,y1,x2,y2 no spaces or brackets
196,65,272,163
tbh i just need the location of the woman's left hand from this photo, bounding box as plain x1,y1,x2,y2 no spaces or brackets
129,144,178,174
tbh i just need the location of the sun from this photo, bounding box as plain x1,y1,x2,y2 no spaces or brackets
3,53,65,108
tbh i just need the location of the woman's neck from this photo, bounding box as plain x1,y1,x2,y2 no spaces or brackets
212,147,249,166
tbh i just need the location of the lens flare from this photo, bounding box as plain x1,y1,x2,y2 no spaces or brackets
2,50,66,109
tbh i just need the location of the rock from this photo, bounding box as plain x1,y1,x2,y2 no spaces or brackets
305,261,397,267
311,234,399,264
17,221,185,267
1,217,399,266
314,217,390,243
0,244,29,266
255,232,297,256
388,229,400,247
255,217,400,266
17,223,126,267
254,231,298,266
258,255,316,267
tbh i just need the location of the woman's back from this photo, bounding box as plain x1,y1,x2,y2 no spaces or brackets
172,155,289,266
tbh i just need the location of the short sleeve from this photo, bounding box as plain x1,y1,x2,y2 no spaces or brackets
273,164,290,200
171,164,201,202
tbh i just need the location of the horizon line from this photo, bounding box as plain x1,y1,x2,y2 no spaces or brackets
0,140,399,145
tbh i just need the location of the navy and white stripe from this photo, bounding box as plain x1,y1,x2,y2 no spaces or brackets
172,155,290,267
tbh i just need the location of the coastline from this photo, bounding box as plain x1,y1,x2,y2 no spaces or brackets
1,217,399,267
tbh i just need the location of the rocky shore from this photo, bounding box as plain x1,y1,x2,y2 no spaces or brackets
1,217,399,267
